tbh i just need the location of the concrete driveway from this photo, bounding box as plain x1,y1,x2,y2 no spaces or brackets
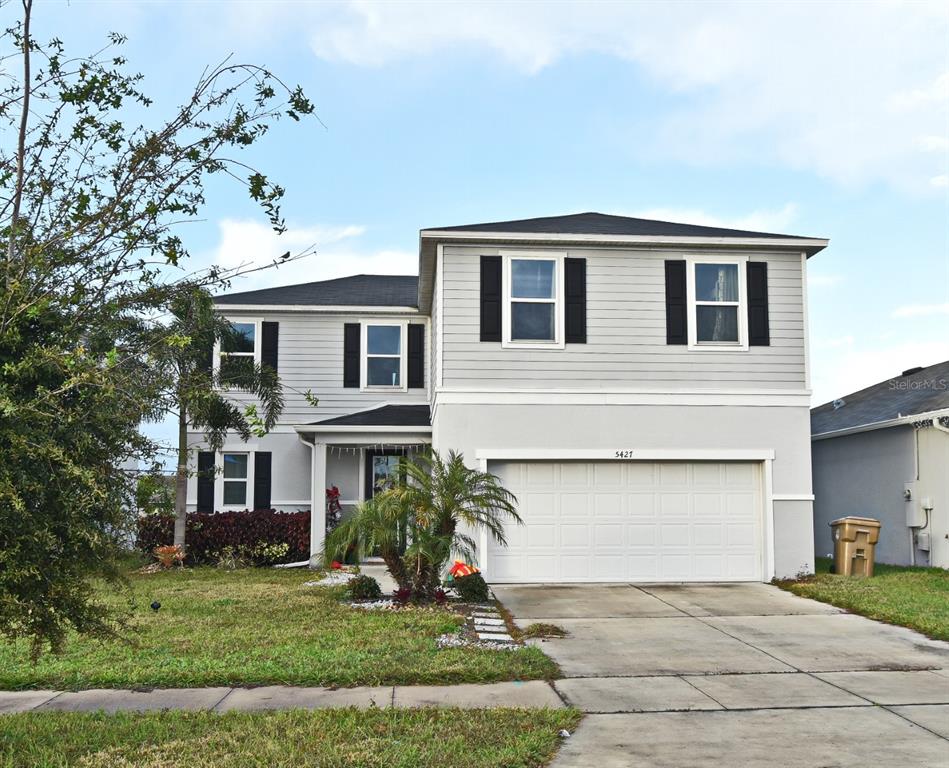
493,583,949,767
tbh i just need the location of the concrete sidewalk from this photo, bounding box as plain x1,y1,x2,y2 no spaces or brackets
0,680,564,714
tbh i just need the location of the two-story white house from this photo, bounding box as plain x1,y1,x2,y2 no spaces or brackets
188,212,828,583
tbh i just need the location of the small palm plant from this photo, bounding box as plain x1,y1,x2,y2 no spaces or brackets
323,449,521,601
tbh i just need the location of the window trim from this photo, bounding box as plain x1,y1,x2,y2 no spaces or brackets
361,320,408,391
686,255,749,351
501,251,565,349
213,317,262,384
216,449,255,511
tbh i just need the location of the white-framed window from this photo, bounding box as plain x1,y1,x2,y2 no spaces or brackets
214,318,261,385
361,321,407,390
221,452,250,508
687,256,748,350
501,251,565,348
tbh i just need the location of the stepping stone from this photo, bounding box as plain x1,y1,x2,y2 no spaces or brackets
474,617,505,627
473,611,500,619
477,632,514,642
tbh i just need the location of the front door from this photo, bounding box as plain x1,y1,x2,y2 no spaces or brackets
365,450,404,500
364,450,407,558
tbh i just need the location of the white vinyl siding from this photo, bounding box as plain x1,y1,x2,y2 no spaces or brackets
215,311,429,425
487,460,763,583
440,245,805,389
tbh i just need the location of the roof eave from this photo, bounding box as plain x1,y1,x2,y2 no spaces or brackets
811,407,949,441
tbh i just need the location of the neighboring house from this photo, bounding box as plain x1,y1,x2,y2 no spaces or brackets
811,361,949,569
187,212,828,582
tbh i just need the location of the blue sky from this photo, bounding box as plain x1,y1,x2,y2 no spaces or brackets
22,1,949,453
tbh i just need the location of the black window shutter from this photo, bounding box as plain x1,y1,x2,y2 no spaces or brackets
664,260,688,345
343,323,360,388
564,257,587,343
261,322,279,371
253,451,272,510
480,255,502,342
747,261,770,346
407,324,425,388
196,451,215,512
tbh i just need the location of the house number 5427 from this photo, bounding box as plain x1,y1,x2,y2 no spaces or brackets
614,450,635,458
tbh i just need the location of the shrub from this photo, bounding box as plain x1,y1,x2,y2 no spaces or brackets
453,572,489,603
348,574,382,600
393,587,412,605
137,509,308,566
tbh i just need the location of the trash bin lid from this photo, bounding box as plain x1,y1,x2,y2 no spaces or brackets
829,516,881,527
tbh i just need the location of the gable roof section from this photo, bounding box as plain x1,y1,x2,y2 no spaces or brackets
309,404,431,428
811,360,949,437
214,274,419,308
423,211,819,241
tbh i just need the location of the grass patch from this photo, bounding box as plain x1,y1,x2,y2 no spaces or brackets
0,708,582,768
0,568,558,690
519,624,568,640
777,558,949,641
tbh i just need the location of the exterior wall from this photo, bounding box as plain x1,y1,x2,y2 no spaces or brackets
811,426,917,566
439,244,806,390
185,432,361,513
216,309,430,425
916,426,949,569
185,432,311,512
433,401,814,579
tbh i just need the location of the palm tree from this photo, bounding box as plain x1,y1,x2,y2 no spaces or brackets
165,288,284,551
323,492,410,590
325,449,521,600
395,449,521,598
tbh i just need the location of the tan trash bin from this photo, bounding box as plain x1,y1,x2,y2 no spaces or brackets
830,517,881,577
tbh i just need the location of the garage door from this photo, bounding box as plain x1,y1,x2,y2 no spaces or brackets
486,461,763,583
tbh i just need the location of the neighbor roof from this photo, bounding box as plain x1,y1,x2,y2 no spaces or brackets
214,274,419,308
309,404,431,429
422,211,822,242
811,361,949,436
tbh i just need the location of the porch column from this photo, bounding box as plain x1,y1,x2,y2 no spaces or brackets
309,441,327,564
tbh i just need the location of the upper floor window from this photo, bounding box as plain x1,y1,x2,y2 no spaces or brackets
687,258,748,349
222,452,249,506
217,320,259,384
502,253,565,348
364,323,404,388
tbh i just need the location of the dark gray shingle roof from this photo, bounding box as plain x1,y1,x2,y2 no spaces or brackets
424,212,821,241
811,361,949,435
215,274,419,308
310,404,431,428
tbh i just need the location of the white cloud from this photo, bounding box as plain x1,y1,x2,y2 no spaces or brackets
892,303,949,318
628,203,799,233
281,1,948,192
811,340,949,406
931,175,949,188
207,219,416,293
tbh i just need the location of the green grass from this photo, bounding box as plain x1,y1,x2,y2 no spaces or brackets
777,558,949,641
0,708,582,768
0,568,558,690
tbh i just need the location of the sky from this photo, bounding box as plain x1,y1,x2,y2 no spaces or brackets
15,0,949,454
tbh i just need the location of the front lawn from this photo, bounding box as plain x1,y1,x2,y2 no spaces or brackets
0,567,557,690
0,708,582,768
778,558,949,641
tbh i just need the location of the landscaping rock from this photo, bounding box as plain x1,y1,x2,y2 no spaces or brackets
348,599,396,610
304,572,355,586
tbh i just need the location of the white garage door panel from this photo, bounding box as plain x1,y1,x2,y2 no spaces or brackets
487,461,762,583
